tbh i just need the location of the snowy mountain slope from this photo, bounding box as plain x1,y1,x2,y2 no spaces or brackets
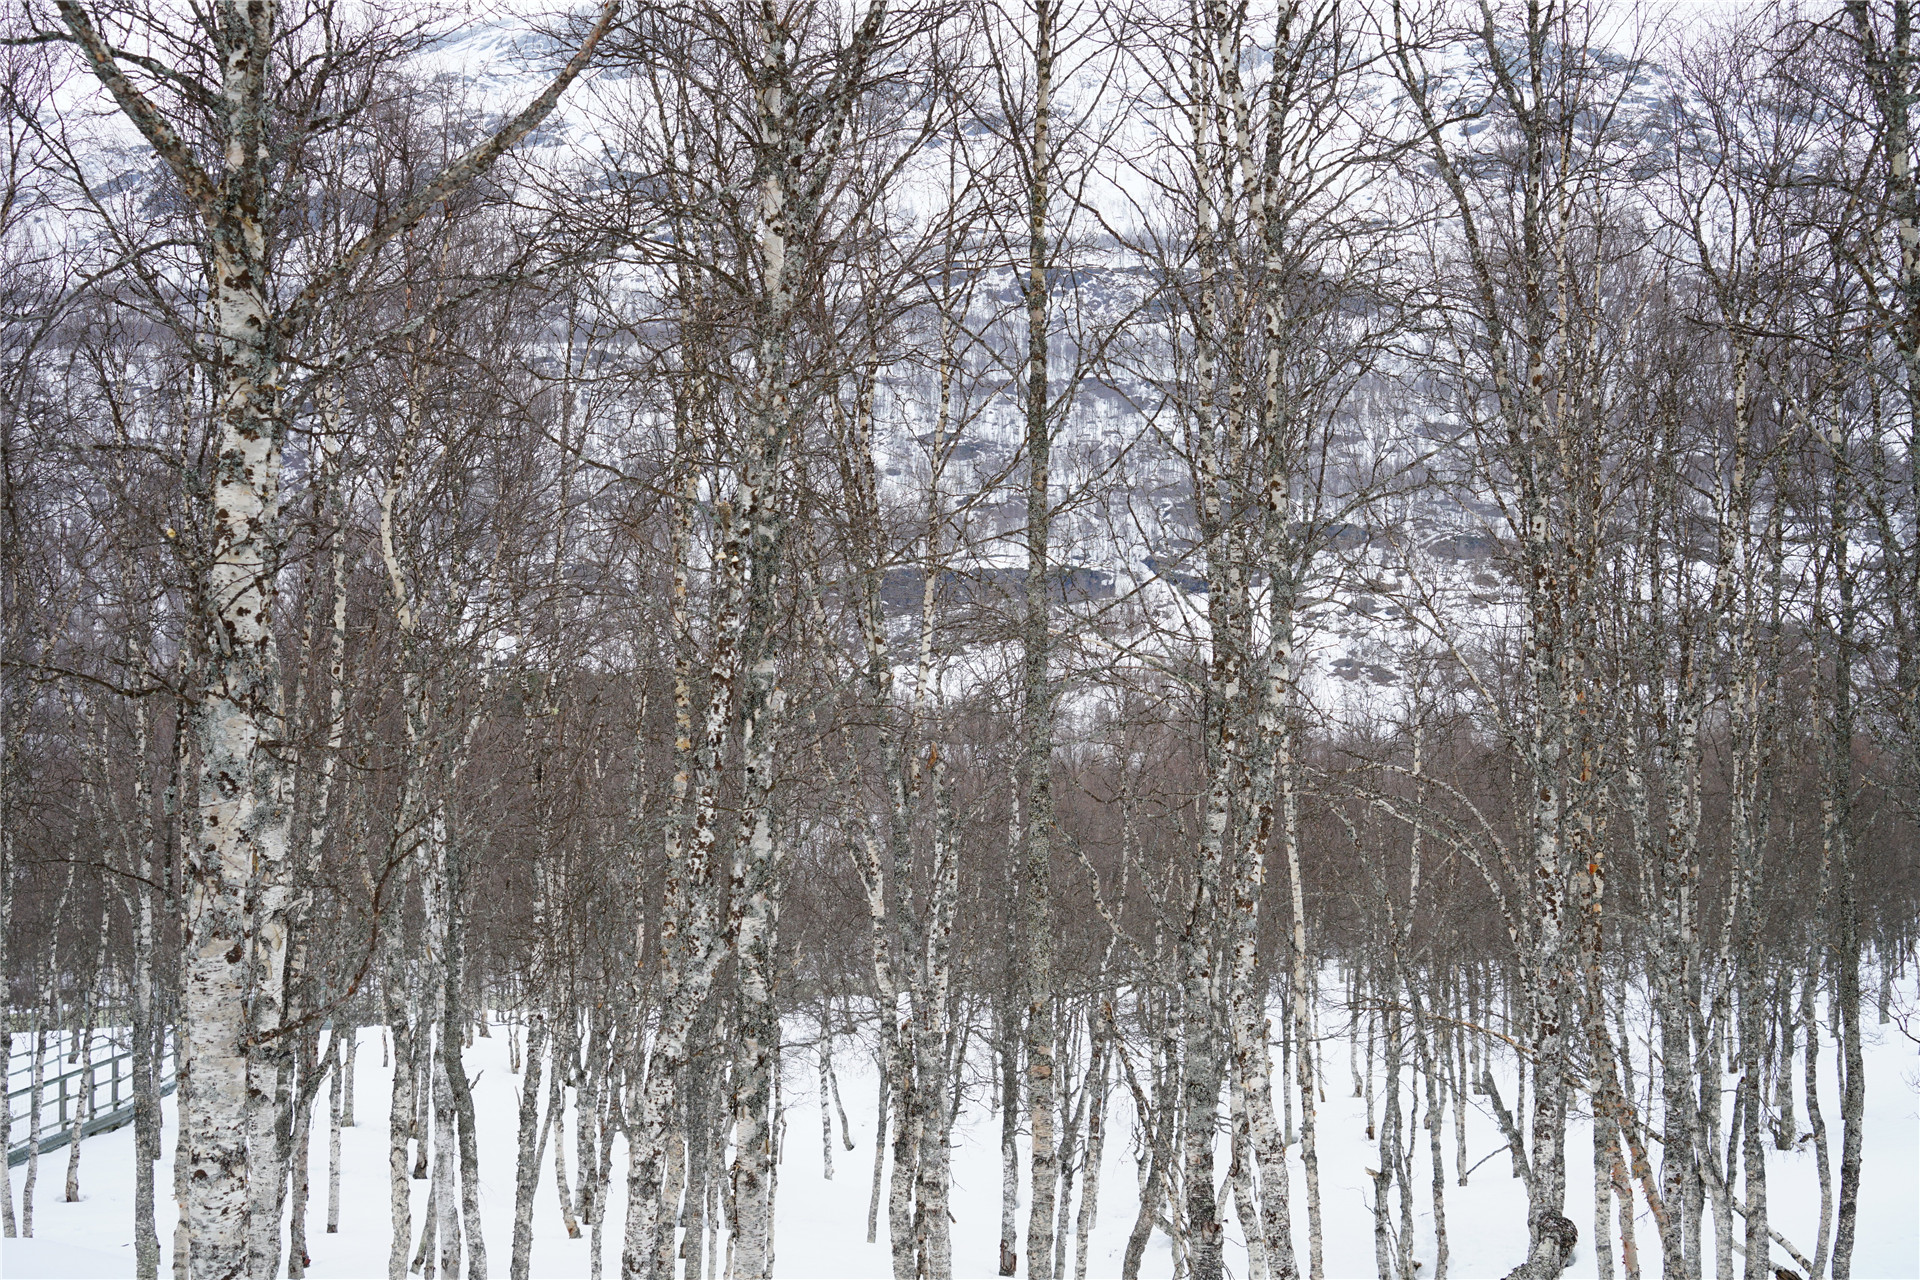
29,8,1762,723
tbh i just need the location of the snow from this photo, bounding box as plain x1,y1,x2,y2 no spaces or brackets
4,991,1915,1280
0,1239,133,1280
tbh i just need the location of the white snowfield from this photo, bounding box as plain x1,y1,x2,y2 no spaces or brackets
3,995,1914,1280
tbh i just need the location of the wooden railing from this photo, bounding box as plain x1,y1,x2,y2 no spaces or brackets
6,1032,176,1168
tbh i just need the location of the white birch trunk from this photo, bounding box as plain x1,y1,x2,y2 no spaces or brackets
511,1017,550,1279
327,1033,342,1235
1018,8,1061,1274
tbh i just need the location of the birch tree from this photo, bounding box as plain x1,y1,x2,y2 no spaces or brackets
31,2,614,1271
581,5,941,1274
1389,1,1648,1273
1119,3,1398,1274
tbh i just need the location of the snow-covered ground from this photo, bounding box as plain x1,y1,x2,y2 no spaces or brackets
4,992,1915,1280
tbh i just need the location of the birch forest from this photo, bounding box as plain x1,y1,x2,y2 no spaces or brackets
1,0,1917,1277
